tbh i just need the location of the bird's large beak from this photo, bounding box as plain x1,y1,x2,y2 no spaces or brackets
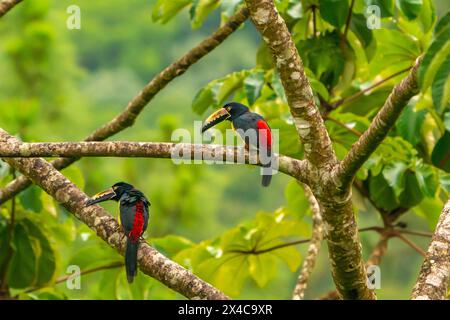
201,108,230,133
85,188,116,206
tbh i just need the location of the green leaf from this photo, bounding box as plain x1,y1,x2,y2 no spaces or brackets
431,131,450,172
19,185,43,213
297,31,345,88
152,0,191,24
190,0,220,29
398,171,424,207
444,112,450,131
369,173,399,211
418,26,450,91
21,219,56,286
151,235,195,257
439,171,450,194
431,54,450,114
413,196,443,229
396,102,428,145
350,13,374,50
248,254,277,287
192,70,250,114
382,162,408,197
221,0,243,17
397,0,423,20
273,245,302,272
319,0,349,29
270,72,287,103
284,180,311,217
365,0,394,18
435,12,450,36
62,165,85,189
8,224,36,289
244,70,265,105
415,163,439,197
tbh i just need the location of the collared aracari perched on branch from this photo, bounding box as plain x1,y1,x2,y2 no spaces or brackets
85,182,150,283
202,102,273,187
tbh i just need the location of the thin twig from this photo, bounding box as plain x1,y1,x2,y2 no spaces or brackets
326,116,362,137
343,0,355,38
394,232,427,257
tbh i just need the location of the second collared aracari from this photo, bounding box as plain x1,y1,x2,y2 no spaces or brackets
202,102,273,187
85,182,150,283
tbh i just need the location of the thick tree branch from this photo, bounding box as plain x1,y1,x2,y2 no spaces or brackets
412,199,450,300
244,0,335,166
292,184,323,300
0,130,228,300
0,8,249,205
0,140,309,183
0,0,22,18
335,58,422,187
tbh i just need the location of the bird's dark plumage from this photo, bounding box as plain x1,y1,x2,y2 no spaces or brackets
85,182,150,283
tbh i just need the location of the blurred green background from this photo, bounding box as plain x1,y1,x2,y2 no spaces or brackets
0,0,449,300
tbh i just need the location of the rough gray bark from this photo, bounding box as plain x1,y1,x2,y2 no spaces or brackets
0,0,22,17
0,8,249,205
0,140,309,183
0,129,228,300
412,199,450,300
244,0,375,300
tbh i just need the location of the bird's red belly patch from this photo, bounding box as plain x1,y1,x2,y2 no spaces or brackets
257,120,272,147
129,201,144,243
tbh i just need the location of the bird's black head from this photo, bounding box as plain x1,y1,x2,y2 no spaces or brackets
85,181,135,206
201,102,249,133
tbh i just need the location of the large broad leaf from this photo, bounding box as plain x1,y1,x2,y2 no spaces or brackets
431,54,450,114
414,163,439,197
397,0,423,20
396,102,428,146
190,0,220,29
369,173,399,211
297,31,345,88
22,219,56,286
284,179,311,218
248,254,277,287
151,235,195,257
431,131,450,172
398,171,424,207
319,0,349,29
19,185,43,213
382,162,408,197
192,70,250,115
152,0,191,24
365,0,395,17
7,224,36,289
244,70,265,105
418,26,450,92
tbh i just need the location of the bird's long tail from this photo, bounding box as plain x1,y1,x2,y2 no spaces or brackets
125,239,139,283
261,146,272,187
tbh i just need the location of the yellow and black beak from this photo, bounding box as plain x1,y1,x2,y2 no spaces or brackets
201,107,231,133
85,188,116,206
